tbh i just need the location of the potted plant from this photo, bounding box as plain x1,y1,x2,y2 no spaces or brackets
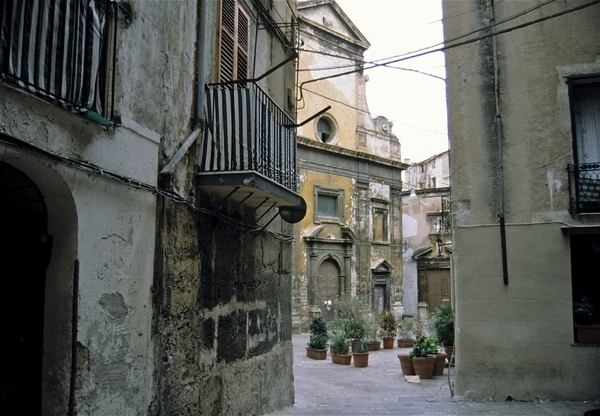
329,329,352,365
378,311,397,349
352,339,369,367
335,294,368,351
306,316,328,359
573,296,600,344
409,335,437,379
430,305,454,362
365,316,381,351
397,316,419,348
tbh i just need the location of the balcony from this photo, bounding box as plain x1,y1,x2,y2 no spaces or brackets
0,0,116,124
198,83,302,210
568,163,600,214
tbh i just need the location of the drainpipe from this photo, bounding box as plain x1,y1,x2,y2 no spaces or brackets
490,0,509,285
159,0,207,178
68,260,79,416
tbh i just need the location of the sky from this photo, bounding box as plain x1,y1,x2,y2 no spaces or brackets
334,0,449,164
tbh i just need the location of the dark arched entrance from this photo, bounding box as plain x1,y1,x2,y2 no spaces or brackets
0,161,52,413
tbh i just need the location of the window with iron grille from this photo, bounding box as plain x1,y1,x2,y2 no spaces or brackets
217,0,248,85
0,0,116,122
568,75,600,213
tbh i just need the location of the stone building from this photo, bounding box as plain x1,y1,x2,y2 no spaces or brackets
402,150,451,320
292,0,407,332
0,0,300,414
443,0,600,400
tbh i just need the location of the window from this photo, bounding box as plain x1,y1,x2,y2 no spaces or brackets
318,194,337,217
428,212,450,234
568,76,600,213
314,186,343,223
0,0,115,121
570,233,600,344
217,0,249,84
317,116,335,143
372,206,388,243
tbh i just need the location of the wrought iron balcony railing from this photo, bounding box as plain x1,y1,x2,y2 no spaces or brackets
568,162,600,214
198,82,301,209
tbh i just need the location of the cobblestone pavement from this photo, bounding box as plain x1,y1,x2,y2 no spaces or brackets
269,333,599,415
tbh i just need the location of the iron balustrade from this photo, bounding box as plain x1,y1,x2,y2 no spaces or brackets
568,162,600,213
200,83,298,193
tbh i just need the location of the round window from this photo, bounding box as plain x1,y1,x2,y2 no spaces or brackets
317,117,335,143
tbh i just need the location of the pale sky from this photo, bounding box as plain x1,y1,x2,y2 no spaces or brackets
335,0,449,164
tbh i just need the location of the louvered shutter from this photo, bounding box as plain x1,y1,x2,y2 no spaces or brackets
218,0,248,84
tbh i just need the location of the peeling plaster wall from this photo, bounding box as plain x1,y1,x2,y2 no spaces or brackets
293,1,405,331
149,0,296,413
1,0,296,413
444,0,600,400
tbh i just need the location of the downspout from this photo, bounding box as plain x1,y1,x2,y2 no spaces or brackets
68,260,79,416
159,0,207,178
490,0,509,285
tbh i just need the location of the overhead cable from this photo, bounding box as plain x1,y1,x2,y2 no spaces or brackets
297,0,600,101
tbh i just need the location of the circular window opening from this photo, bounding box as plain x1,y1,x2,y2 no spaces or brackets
317,117,335,143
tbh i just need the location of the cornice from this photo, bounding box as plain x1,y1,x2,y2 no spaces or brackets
298,135,408,170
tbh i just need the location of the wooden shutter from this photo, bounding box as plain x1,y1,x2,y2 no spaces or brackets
218,0,248,84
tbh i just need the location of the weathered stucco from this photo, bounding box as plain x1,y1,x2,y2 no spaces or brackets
444,0,600,400
1,0,296,413
292,1,406,331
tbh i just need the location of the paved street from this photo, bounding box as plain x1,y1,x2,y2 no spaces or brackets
269,333,599,415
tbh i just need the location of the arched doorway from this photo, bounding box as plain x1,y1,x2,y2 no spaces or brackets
317,258,340,322
0,161,51,413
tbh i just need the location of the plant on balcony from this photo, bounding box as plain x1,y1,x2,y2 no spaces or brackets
573,296,600,344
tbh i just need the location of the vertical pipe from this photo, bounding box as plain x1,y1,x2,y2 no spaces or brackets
490,0,509,285
196,0,207,119
68,259,79,416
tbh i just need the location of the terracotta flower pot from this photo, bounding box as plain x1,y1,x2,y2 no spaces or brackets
412,355,436,379
306,347,327,360
367,341,381,351
331,353,352,365
433,353,447,376
352,352,369,367
397,353,415,376
397,339,414,348
383,337,395,349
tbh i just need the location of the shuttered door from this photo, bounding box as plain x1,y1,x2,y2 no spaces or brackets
426,268,451,313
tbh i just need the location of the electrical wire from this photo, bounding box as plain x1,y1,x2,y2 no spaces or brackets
297,0,600,101
0,134,294,242
302,87,448,137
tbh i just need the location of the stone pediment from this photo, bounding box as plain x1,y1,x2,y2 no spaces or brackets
413,245,452,260
304,224,356,242
298,0,370,50
371,259,393,273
